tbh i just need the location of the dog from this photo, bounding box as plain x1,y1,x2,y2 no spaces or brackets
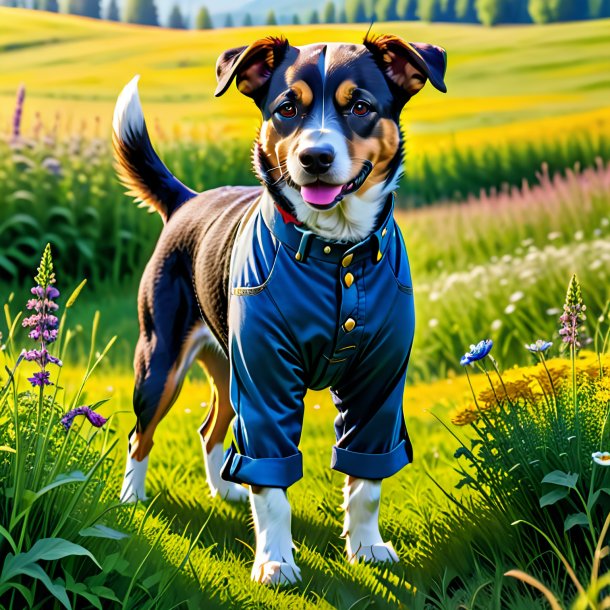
113,33,447,585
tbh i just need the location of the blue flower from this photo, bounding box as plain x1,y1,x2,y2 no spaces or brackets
525,340,552,354
460,339,493,366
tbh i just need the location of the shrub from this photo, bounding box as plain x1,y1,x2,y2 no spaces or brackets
445,276,610,606
0,246,202,608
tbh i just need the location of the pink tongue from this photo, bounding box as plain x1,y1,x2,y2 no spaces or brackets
301,183,343,206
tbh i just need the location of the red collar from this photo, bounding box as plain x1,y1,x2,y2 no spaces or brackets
275,203,302,226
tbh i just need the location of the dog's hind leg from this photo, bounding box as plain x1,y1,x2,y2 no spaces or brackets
197,348,248,502
342,477,399,564
121,258,207,503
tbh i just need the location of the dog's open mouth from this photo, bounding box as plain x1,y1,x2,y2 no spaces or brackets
299,161,373,211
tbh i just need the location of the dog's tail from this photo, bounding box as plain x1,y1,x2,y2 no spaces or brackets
112,76,196,222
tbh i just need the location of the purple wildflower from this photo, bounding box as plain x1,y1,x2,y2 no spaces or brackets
558,274,587,350
42,157,62,177
28,370,52,387
22,244,62,388
61,406,108,431
11,84,25,144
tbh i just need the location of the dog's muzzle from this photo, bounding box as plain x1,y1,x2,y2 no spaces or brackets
291,161,374,211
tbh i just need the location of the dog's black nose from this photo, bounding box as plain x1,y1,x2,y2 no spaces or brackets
299,146,335,174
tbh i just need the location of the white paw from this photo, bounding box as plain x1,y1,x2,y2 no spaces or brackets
120,453,149,503
251,560,301,585
348,541,399,564
119,486,148,503
211,481,249,503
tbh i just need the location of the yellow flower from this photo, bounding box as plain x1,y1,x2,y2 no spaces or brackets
451,404,480,426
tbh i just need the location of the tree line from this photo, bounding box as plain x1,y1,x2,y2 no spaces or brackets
7,0,610,27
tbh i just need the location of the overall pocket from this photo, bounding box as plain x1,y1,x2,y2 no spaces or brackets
231,243,282,296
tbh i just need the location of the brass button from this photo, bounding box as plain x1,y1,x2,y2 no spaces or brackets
295,252,302,261
344,318,356,332
342,254,353,267
382,227,387,237
323,246,331,254
376,250,382,262
344,272,354,288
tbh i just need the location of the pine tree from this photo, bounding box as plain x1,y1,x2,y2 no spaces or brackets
323,1,336,22
39,0,59,11
338,7,347,20
375,0,399,20
345,0,368,21
309,8,320,22
243,12,253,26
195,6,212,28
224,13,233,27
528,0,553,22
266,9,277,25
292,13,301,24
125,0,158,25
418,0,442,21
168,4,185,27
589,0,610,16
476,0,504,24
455,0,478,20
68,0,100,18
397,0,419,19
106,0,120,20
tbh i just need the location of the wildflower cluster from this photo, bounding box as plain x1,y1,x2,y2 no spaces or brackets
559,274,587,350
22,244,62,387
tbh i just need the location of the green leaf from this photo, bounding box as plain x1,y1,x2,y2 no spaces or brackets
564,513,589,531
34,471,87,500
141,571,162,589
588,490,602,511
90,585,121,602
0,581,34,607
79,524,129,541
1,538,100,582
541,470,579,488
0,526,17,554
539,488,569,507
100,552,131,577
19,563,71,610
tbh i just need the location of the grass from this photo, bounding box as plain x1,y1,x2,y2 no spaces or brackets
3,266,608,608
4,154,609,380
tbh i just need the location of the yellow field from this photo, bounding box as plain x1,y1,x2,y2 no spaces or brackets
2,8,610,156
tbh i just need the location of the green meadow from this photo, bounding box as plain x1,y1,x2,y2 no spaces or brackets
1,7,610,610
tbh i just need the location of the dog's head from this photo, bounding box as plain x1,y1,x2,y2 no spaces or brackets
215,34,446,219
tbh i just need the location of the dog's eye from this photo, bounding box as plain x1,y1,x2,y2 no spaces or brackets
351,101,371,117
277,102,297,119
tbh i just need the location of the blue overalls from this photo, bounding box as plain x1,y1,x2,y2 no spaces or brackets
220,194,415,488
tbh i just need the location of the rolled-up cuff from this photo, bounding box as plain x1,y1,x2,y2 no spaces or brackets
330,440,410,479
220,445,303,488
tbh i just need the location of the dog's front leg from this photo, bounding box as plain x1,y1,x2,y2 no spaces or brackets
250,486,301,585
342,477,399,564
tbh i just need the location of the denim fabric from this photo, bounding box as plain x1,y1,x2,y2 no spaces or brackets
220,195,415,488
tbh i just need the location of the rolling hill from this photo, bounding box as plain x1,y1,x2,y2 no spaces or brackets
1,7,609,156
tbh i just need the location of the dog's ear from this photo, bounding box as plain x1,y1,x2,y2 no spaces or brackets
364,34,447,98
215,36,289,98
